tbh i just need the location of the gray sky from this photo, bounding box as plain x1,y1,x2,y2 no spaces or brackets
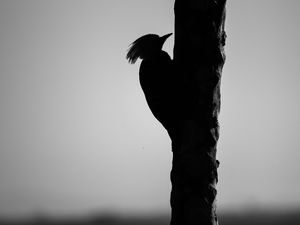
0,0,300,217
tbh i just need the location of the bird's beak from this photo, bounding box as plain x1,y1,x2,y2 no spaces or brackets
160,33,173,44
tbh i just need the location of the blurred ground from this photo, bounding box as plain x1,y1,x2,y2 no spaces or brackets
0,210,299,225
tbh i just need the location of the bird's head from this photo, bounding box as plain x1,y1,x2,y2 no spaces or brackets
126,33,172,64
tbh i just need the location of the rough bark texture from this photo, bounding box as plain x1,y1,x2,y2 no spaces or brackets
170,0,226,224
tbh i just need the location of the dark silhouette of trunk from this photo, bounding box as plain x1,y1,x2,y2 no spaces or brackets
170,0,227,224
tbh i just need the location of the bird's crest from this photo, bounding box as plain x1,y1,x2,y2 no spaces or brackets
126,34,160,64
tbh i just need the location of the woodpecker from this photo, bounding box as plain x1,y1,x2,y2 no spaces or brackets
126,33,179,135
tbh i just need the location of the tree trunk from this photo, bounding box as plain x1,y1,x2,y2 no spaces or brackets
170,0,226,224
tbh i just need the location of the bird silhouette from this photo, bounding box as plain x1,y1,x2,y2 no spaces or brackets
127,34,180,135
